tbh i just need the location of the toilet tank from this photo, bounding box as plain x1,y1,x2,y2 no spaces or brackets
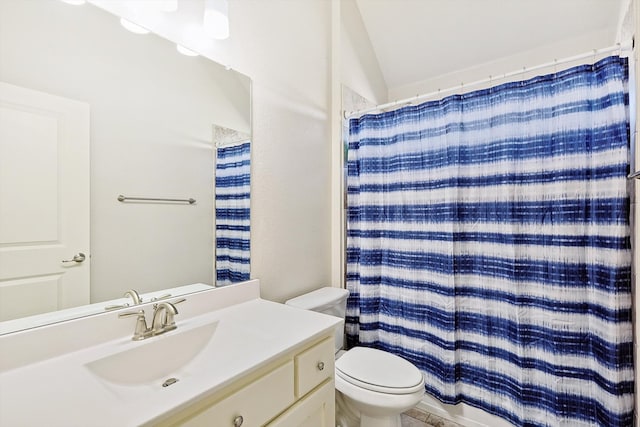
285,287,350,352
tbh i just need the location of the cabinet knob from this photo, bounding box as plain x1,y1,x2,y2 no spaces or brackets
233,415,243,427
317,361,325,371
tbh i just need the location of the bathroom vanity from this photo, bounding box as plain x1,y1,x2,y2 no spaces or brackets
0,280,341,426
157,334,336,426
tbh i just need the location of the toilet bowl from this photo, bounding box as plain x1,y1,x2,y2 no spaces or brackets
334,346,425,427
285,287,425,427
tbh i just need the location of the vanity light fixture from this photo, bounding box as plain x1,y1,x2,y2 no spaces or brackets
60,0,86,5
203,0,229,40
120,18,150,35
176,44,199,57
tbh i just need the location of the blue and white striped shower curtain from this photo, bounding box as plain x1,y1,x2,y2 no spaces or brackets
215,141,251,286
346,56,633,426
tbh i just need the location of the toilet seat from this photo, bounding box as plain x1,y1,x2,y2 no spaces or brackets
335,347,424,395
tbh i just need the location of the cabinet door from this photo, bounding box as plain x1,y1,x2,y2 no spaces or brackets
267,380,335,427
178,361,294,427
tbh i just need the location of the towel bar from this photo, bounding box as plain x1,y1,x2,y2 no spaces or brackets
117,195,196,204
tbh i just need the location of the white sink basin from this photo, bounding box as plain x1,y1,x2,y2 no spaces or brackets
86,321,218,386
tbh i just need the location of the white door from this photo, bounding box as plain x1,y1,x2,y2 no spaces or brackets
0,82,90,322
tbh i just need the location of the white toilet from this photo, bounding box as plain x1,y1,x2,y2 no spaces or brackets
285,287,425,427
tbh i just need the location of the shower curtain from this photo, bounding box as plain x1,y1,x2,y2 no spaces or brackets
215,141,251,286
345,56,633,426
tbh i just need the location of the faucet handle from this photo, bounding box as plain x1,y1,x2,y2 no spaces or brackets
118,309,151,341
118,309,144,318
150,293,172,302
104,303,130,311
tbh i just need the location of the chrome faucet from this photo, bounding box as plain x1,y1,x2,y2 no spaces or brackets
104,289,142,311
151,301,179,334
118,298,186,341
124,289,142,305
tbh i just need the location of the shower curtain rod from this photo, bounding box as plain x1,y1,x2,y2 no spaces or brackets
344,41,633,120
215,138,251,148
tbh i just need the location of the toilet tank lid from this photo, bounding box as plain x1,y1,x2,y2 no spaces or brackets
285,287,349,310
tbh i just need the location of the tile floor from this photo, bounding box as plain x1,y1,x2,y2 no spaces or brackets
401,407,464,427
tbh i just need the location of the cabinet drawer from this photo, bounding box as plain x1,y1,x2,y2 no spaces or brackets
295,338,334,398
179,361,294,427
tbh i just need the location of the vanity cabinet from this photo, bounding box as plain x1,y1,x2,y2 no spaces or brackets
159,336,335,427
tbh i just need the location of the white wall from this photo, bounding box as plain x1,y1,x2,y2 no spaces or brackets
341,0,388,106
0,0,250,302
218,0,334,302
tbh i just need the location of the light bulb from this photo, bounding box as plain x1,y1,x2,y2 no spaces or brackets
120,18,150,35
176,44,199,57
203,0,229,40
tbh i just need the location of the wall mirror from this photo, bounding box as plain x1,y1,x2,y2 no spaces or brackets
0,0,252,334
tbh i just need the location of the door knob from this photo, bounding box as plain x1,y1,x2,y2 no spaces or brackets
62,252,86,263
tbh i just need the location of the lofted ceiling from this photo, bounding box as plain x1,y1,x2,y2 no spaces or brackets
355,0,627,92
89,0,628,97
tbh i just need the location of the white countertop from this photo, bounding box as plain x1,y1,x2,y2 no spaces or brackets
0,281,341,427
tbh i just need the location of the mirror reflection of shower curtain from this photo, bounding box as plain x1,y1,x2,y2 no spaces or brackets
346,56,633,426
215,141,251,286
